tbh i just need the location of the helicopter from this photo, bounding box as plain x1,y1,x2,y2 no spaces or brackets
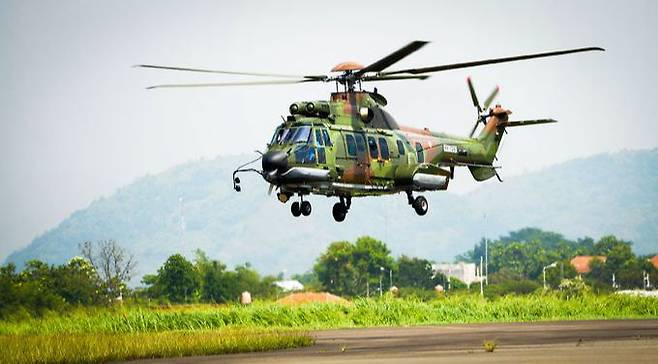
137,41,603,222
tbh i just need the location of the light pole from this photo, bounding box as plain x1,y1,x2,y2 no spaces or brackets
543,262,558,290
379,267,384,297
485,238,488,285
389,268,393,288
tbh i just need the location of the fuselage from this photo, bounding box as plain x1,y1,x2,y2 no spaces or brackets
262,91,500,199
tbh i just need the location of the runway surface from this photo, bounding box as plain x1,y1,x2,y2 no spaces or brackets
127,319,658,364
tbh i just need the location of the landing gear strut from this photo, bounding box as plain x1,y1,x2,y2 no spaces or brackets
291,196,312,217
406,190,428,216
332,196,351,222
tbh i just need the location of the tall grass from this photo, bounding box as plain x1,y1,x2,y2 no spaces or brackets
0,329,313,364
2,293,656,336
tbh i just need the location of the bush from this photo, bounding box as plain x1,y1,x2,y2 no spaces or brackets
558,277,591,298
397,287,437,301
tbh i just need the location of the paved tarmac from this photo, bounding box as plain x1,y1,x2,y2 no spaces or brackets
128,320,658,364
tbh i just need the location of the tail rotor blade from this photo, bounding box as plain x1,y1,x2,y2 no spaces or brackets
483,86,500,111
467,77,482,113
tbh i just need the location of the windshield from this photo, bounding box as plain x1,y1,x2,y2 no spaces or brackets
274,126,312,145
291,126,311,143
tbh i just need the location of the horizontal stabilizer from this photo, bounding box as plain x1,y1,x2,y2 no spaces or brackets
502,119,557,127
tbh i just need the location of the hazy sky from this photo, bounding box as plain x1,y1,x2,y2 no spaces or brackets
1,0,657,260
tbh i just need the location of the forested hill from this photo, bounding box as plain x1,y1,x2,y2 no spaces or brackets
5,149,657,280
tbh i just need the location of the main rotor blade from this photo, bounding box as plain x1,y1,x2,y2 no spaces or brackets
381,47,605,76
468,122,480,138
355,40,429,76
361,75,430,82
135,64,327,80
483,85,500,111
502,119,558,127
467,77,481,113
146,79,319,89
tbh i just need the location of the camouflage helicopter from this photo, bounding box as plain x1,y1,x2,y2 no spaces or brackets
138,41,603,222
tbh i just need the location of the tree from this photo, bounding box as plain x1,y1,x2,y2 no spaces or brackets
313,236,395,297
0,263,19,317
353,236,395,295
156,254,200,303
193,249,228,302
80,240,136,298
314,241,357,296
396,255,435,289
457,228,597,280
53,257,102,305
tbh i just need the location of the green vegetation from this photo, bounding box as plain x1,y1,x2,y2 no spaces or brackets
0,329,312,364
141,249,280,304
2,229,657,363
483,340,497,353
459,228,657,294
313,237,395,297
2,294,656,337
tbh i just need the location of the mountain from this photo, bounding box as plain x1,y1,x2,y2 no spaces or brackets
5,149,658,281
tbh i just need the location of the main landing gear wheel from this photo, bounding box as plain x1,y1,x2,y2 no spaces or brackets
413,195,428,216
301,201,312,216
332,196,351,222
332,203,347,222
291,201,301,217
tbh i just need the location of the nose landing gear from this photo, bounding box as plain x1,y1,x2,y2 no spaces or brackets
291,196,312,217
332,196,351,222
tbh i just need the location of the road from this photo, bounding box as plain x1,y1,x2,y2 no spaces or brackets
127,320,658,364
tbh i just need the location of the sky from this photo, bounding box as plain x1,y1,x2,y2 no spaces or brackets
1,0,657,261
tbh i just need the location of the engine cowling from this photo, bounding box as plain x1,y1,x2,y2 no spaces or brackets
289,101,330,117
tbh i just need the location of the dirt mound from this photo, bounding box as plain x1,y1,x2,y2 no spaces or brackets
276,292,348,305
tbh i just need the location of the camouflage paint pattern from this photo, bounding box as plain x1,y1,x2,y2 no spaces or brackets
265,91,540,198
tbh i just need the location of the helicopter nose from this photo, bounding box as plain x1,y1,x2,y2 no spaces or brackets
262,151,288,173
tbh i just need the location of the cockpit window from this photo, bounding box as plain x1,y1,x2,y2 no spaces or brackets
280,127,297,144
271,128,284,145
291,126,311,143
315,129,324,146
275,126,312,145
322,129,332,146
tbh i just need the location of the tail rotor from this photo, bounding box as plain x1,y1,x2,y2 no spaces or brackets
467,77,499,137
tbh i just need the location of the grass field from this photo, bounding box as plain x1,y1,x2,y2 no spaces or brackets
1,293,657,363
0,329,312,364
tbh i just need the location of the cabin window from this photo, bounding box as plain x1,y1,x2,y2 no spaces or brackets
379,137,390,160
345,134,357,156
355,134,366,153
322,129,332,146
396,140,405,156
367,136,379,159
315,129,324,146
415,142,424,163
